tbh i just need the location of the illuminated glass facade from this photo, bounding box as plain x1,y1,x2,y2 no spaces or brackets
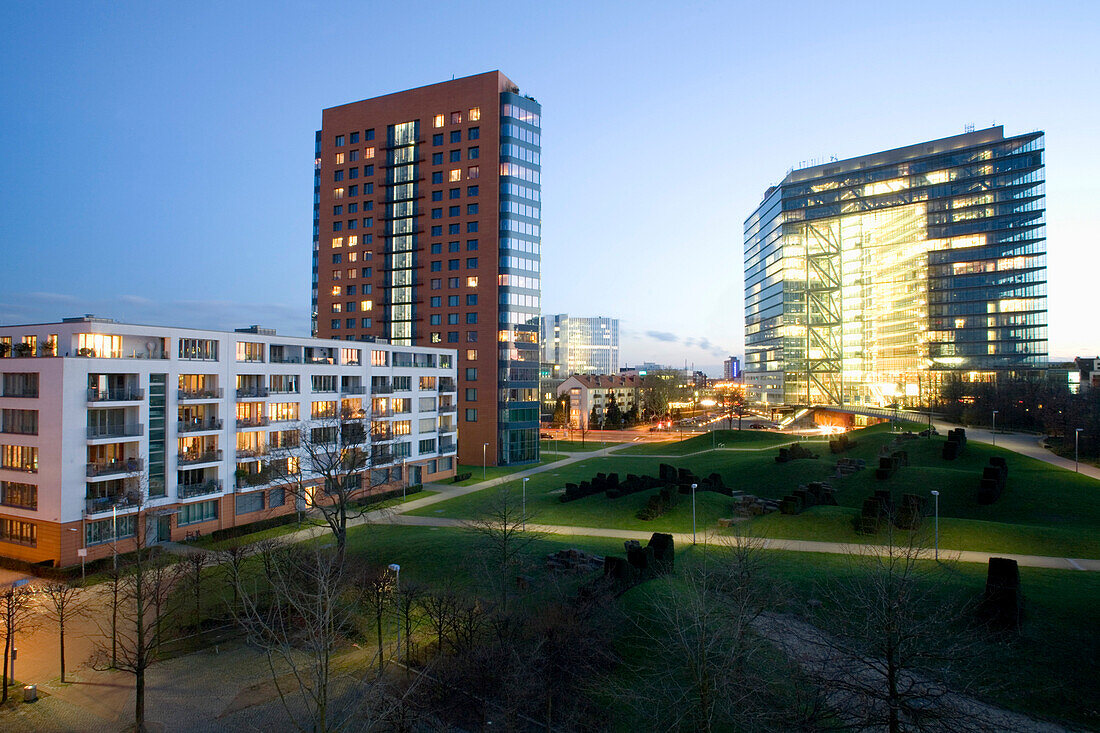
744,127,1046,408
539,314,620,376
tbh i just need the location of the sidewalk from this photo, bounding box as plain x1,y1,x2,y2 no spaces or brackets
933,421,1100,481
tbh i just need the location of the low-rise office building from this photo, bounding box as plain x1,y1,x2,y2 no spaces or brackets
0,316,457,567
557,374,641,429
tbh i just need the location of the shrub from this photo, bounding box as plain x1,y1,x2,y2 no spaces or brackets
979,557,1022,630
452,472,473,483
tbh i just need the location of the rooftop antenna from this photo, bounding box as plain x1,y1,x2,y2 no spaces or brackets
964,123,975,133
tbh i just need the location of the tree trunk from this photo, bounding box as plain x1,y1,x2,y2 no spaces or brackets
376,605,384,677
2,618,10,703
136,667,145,731
59,612,66,683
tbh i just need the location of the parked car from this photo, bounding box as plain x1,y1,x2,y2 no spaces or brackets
749,423,766,429
540,432,554,439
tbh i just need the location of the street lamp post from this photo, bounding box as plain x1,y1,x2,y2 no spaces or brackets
930,490,940,561
112,504,118,570
388,564,401,668
401,458,407,502
691,483,698,545
522,477,528,531
482,442,488,481
992,410,998,447
1075,428,1084,473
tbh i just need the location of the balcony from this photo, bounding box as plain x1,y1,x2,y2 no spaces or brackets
371,450,395,464
178,387,223,400
178,479,223,499
177,449,222,466
87,387,144,402
370,408,394,419
341,385,366,395
438,379,456,392
236,416,270,429
371,428,395,442
439,404,457,414
178,418,223,433
87,423,144,440
236,386,269,399
86,457,143,478
440,443,457,454
371,383,394,394
438,424,456,435
85,492,139,516
235,448,268,460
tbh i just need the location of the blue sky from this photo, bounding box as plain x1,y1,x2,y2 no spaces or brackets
2,1,1097,372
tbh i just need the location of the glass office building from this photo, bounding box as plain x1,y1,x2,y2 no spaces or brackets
539,314,620,376
743,126,1046,408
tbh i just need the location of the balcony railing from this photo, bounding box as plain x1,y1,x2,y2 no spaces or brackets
236,416,270,428
439,404,457,413
438,425,456,434
87,423,144,440
236,386,269,399
235,448,268,459
371,429,395,442
178,387,223,400
371,450,395,464
371,383,394,394
86,457,143,477
177,449,222,465
438,379,456,392
440,443,457,454
87,387,144,402
370,408,394,419
178,418,223,433
341,385,366,395
178,479,223,499
85,492,138,516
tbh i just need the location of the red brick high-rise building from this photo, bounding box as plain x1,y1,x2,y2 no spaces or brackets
312,71,542,466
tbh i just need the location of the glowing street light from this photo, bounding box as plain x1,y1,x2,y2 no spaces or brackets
992,410,998,447
482,442,489,480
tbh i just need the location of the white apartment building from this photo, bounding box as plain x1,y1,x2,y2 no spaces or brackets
0,316,457,567
557,374,641,429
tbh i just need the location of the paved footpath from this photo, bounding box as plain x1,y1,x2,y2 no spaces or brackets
933,421,1100,481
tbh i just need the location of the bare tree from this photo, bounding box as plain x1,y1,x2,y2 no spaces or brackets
217,540,251,616
780,530,993,732
419,586,459,657
352,564,397,678
179,549,209,630
267,406,391,561
393,581,425,673
1,581,36,702
641,368,686,421
39,580,89,683
463,487,541,614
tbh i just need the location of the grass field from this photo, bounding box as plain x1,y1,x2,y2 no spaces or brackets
539,439,624,452
452,452,567,485
413,422,1100,558
618,428,817,455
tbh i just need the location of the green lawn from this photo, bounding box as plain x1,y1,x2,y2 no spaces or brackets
412,423,1100,559
619,429,816,455
452,453,567,485
540,439,624,452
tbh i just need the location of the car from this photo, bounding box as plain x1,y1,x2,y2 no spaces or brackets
540,432,554,439
749,423,766,429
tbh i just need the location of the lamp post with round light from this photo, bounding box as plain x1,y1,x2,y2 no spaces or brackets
992,410,998,447
1075,428,1084,473
482,442,488,481
930,490,940,560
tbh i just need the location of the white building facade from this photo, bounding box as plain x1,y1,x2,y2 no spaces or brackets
540,314,619,376
0,317,457,567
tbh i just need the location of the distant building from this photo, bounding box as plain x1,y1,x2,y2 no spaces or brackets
541,315,619,376
1076,357,1100,392
557,374,640,429
539,361,563,420
723,356,741,380
0,316,457,568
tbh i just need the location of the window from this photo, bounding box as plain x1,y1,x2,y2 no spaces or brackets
447,295,459,307
446,241,459,253
467,204,478,215
333,221,342,232
312,375,337,393
332,254,342,264
431,225,442,236
346,317,355,328
466,294,478,306
348,167,359,179
346,219,357,229
361,318,372,328
449,205,460,217
1,409,37,435
333,187,345,199
330,319,341,329
448,169,462,182
448,259,460,271
432,172,443,184
467,276,478,287
362,217,373,227
466,257,479,268
465,313,478,324
430,243,442,254
361,267,372,277
465,408,477,422
235,491,265,515
334,170,344,182
364,200,373,209
449,187,461,199
447,314,459,325
349,184,359,196
433,113,444,128
450,111,462,124
466,331,478,342
365,165,374,176
431,190,443,201
431,208,442,219
178,500,218,527
350,132,359,144
430,278,442,290
431,332,442,343
468,127,480,140
371,349,388,366
448,223,460,234
465,367,478,380
430,261,442,272
429,314,441,325
466,222,478,233
430,296,442,307
335,135,344,146
333,205,343,216
269,487,285,507
433,133,443,146
450,130,461,144
366,128,375,140
0,481,36,510
179,339,218,360
236,342,264,362
467,166,479,179
449,150,461,163
348,234,358,246
349,150,359,162
449,277,460,288
332,303,342,313
447,332,459,343
465,387,477,401
364,147,375,159
467,185,478,196
432,152,443,165
468,107,480,121
468,147,479,160
419,438,437,453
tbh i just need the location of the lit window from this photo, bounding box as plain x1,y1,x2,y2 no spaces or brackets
466,349,477,360
451,111,462,124
431,333,441,343
433,114,444,128
331,286,341,296
467,166,479,179
467,276,478,287
333,187,345,199
361,300,373,311
332,237,343,248
332,304,342,313
348,252,358,262
468,107,480,121
364,147,375,159
449,169,461,182
335,152,345,165
347,269,356,279
347,235,357,247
